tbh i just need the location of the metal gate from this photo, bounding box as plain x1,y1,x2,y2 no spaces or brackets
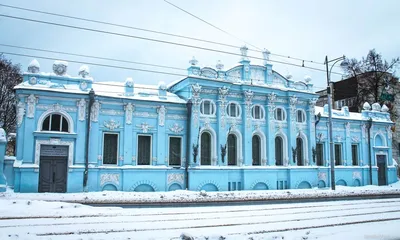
377,155,387,186
38,145,68,193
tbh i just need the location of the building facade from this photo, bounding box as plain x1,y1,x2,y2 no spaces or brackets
3,50,398,193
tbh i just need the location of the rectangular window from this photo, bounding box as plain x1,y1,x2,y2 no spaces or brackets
203,101,210,115
334,144,342,165
103,133,118,164
230,103,237,117
352,144,359,166
316,143,324,166
169,137,181,166
138,135,151,165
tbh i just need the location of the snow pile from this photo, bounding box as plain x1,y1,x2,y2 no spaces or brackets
1,181,400,204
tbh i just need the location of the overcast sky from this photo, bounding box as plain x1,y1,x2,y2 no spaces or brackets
1,0,399,92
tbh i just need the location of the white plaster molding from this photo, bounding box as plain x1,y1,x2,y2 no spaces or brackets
100,173,120,186
124,103,134,125
26,94,38,118
157,105,166,127
35,139,74,166
169,123,184,134
104,119,120,131
136,122,153,133
17,101,25,127
91,100,100,122
77,99,86,121
36,107,75,133
167,173,184,185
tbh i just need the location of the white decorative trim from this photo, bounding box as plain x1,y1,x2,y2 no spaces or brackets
297,131,309,165
100,109,124,116
352,171,361,180
387,126,393,140
318,172,327,181
37,104,77,112
374,131,387,147
77,99,86,121
157,105,166,126
136,122,153,133
227,128,243,166
26,94,38,118
100,173,120,186
36,108,75,133
124,103,134,125
351,136,360,143
91,100,100,122
17,101,25,127
35,139,74,166
134,112,157,118
104,119,120,130
275,130,289,166
169,123,184,134
167,173,184,185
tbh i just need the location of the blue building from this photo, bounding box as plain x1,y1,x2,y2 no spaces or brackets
3,48,397,193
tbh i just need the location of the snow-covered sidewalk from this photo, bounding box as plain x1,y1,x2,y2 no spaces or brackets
1,181,400,204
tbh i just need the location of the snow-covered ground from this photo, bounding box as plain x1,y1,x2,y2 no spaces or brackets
0,182,400,239
0,197,400,240
1,181,400,204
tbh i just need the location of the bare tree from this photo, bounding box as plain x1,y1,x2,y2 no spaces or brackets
341,49,399,120
0,54,23,134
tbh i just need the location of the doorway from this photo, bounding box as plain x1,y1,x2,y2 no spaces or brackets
38,145,68,193
377,155,387,186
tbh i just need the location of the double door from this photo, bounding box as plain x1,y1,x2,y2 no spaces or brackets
38,145,68,193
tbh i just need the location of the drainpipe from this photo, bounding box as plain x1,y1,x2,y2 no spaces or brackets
83,89,95,189
185,100,192,190
367,117,373,185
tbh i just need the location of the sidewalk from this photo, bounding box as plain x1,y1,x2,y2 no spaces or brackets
1,181,399,204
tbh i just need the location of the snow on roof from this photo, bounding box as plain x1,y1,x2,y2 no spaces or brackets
315,106,392,123
93,81,186,104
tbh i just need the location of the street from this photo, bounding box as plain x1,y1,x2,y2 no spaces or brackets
1,198,400,239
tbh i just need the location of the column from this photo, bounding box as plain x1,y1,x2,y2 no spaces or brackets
345,122,351,166
267,93,276,166
156,105,166,165
89,100,100,165
218,86,229,166
288,95,298,166
242,90,254,166
123,103,134,165
308,99,317,166
24,94,38,163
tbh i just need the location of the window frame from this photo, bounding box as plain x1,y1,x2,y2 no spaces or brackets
334,143,342,166
274,107,286,121
226,102,241,118
168,136,182,167
251,104,265,120
137,134,152,165
102,132,119,165
296,109,306,123
200,99,216,116
41,113,70,133
316,143,324,166
351,144,359,166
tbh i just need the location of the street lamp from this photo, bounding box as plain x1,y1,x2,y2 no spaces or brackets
324,55,348,190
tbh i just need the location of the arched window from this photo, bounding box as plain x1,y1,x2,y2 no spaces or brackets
227,102,240,118
296,110,306,123
274,107,286,121
275,136,283,166
296,137,304,166
227,134,237,166
200,132,211,165
251,105,264,120
41,114,69,132
252,135,261,166
200,100,216,116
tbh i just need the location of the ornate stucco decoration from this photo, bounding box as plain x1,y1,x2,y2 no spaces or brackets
308,98,318,117
167,173,184,185
91,100,100,122
316,133,326,143
124,103,134,125
52,61,68,76
335,135,343,142
345,122,351,136
244,90,254,128
289,96,298,122
35,139,74,166
29,77,37,85
191,83,202,128
36,103,77,112
77,99,86,121
318,172,327,181
352,171,361,180
26,94,38,118
351,136,360,143
219,86,229,127
17,101,25,127
100,173,120,186
157,105,166,127
104,119,120,131
387,126,393,140
361,124,367,143
268,92,277,130
169,123,184,134
137,122,153,133
100,109,124,116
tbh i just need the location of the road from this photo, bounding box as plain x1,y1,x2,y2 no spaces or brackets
1,198,400,239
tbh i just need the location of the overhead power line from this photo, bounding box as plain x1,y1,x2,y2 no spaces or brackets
0,3,325,65
0,14,343,76
0,43,187,71
1,51,328,92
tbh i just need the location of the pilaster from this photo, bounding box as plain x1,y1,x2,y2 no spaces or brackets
156,105,167,165
123,103,134,165
243,90,254,166
267,93,276,166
